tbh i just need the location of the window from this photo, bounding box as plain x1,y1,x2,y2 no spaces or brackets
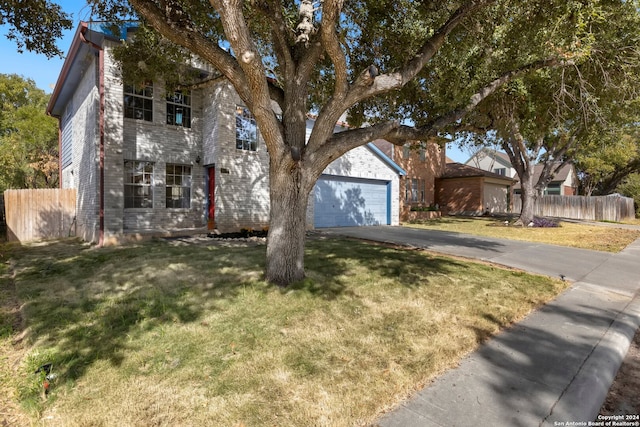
166,91,191,128
405,180,410,202
236,106,258,151
419,142,427,161
544,183,561,195
403,144,410,159
406,178,426,203
166,164,192,208
494,168,506,176
124,161,154,208
124,83,153,121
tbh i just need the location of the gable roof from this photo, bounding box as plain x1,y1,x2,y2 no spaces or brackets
47,22,126,118
465,148,512,169
513,163,575,189
441,162,515,182
366,143,406,176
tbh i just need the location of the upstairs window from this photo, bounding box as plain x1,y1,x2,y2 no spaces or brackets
124,161,154,208
236,106,258,151
403,144,411,159
494,168,506,176
166,91,191,128
419,142,427,161
124,83,153,122
166,164,192,209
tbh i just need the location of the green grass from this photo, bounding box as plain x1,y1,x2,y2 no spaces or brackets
0,237,567,426
405,216,640,252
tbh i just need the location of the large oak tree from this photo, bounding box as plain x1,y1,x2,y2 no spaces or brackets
5,0,638,285
85,0,640,285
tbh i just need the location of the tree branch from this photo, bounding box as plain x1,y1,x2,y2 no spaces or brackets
307,121,400,178
129,0,249,98
319,0,348,97
210,0,285,156
346,0,491,105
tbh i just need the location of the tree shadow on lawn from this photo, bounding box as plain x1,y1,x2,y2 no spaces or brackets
296,236,474,299
6,235,522,405
8,240,256,387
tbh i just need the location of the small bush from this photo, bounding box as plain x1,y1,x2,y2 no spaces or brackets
410,204,439,212
531,217,560,228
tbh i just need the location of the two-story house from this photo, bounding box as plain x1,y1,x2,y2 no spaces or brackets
46,22,407,244
465,148,578,196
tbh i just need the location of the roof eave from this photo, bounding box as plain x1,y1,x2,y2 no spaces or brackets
366,142,407,176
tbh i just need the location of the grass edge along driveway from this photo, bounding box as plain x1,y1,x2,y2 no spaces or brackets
404,216,640,253
1,236,567,426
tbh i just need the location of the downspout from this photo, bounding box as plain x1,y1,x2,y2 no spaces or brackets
80,26,106,247
57,124,62,188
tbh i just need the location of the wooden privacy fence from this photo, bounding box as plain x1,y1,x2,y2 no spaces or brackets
4,189,76,242
513,194,635,222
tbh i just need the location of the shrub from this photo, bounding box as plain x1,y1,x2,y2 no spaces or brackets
531,217,560,228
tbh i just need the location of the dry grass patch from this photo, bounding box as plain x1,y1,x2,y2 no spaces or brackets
1,237,567,426
406,217,640,252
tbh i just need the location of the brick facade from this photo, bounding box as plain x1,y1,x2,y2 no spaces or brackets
436,163,515,216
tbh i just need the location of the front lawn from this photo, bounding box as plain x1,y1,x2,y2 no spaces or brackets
405,216,640,252
1,236,566,426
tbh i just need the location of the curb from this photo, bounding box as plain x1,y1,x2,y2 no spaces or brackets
542,293,640,425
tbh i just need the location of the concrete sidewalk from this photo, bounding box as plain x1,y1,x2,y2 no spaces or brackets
323,227,640,426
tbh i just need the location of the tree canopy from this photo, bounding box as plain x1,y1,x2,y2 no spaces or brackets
0,74,59,192
0,0,72,57
450,1,640,224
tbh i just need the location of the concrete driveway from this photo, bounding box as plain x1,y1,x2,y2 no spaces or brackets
322,226,637,292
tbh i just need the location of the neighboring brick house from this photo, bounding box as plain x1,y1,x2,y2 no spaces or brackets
465,148,578,196
436,163,516,215
513,163,578,196
372,139,446,221
46,22,405,244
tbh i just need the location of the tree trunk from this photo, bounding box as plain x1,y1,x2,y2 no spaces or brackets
265,166,311,286
515,172,537,226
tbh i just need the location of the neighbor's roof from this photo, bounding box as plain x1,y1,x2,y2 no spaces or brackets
513,163,574,189
465,148,512,168
440,162,516,182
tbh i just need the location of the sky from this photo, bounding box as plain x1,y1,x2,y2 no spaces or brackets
0,0,469,163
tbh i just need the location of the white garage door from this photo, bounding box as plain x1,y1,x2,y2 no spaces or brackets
314,175,390,227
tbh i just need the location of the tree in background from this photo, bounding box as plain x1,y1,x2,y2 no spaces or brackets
0,0,71,57
0,74,59,192
574,129,640,197
454,3,640,225
616,173,640,217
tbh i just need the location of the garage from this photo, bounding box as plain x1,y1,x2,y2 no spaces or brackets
314,175,390,227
